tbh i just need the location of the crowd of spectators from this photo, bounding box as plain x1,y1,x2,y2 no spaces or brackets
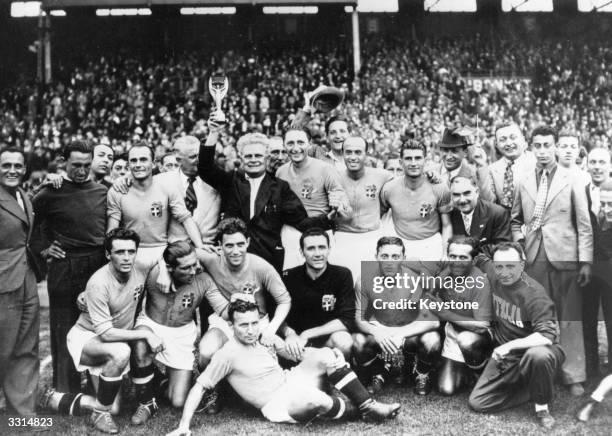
2,32,612,185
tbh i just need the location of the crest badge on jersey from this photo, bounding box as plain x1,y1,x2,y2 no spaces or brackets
133,284,144,301
365,184,377,199
150,201,163,217
241,281,260,296
419,203,433,218
321,294,336,312
300,181,314,200
181,292,194,308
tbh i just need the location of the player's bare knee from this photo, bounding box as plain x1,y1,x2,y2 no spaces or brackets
329,332,353,357
132,340,152,366
420,331,442,353
456,331,479,351
105,343,131,371
169,392,187,409
351,333,367,355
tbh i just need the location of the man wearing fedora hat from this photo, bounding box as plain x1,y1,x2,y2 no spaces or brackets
436,127,495,203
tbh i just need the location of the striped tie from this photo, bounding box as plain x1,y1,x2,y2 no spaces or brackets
501,160,514,208
530,169,548,231
185,176,197,213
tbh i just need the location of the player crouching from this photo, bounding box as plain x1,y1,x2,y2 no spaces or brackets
166,299,400,436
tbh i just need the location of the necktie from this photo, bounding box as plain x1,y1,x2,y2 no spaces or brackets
185,176,197,213
531,169,548,231
462,213,472,235
501,160,514,208
591,185,600,217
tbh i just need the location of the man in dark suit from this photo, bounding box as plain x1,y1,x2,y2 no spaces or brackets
435,127,495,202
583,148,612,377
199,118,332,273
0,147,43,417
449,175,511,256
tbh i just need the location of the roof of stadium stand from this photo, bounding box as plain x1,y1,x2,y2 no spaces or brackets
41,0,357,7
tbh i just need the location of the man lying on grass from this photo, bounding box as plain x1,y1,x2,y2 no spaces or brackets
166,298,401,436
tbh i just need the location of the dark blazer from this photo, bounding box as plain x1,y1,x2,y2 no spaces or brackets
586,183,612,261
450,198,511,256
198,145,330,271
0,186,42,293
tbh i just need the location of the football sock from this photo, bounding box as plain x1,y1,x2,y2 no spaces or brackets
57,393,84,416
322,396,346,420
131,364,155,404
535,403,548,412
97,374,123,407
328,365,370,407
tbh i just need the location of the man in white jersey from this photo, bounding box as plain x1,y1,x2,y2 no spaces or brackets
42,229,163,434
107,142,204,276
380,139,453,260
276,127,351,269
166,299,400,436
334,136,392,278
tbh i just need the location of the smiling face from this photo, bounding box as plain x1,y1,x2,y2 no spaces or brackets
221,232,249,268
240,142,267,178
495,124,526,161
0,151,26,190
557,136,580,168
451,177,479,214
587,148,611,186
327,120,349,153
128,146,154,181
284,130,310,165
343,137,367,172
301,234,330,271
441,146,467,172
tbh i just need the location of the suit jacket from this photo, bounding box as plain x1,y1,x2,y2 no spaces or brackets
450,198,511,256
489,151,536,206
436,160,495,203
586,183,612,262
198,146,330,271
0,186,42,293
511,165,593,268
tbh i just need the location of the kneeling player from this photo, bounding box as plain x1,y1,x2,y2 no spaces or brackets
129,241,218,425
166,299,400,436
428,236,493,396
353,237,441,396
41,229,163,434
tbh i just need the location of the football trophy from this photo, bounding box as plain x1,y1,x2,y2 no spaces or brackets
308,85,345,114
209,73,229,123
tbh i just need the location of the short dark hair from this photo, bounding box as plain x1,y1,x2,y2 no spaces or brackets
400,139,426,159
228,299,260,322
163,241,194,268
448,235,479,258
128,141,154,161
325,115,350,134
0,146,26,161
62,140,93,161
376,236,405,255
216,217,249,244
558,129,580,145
299,227,329,250
491,242,526,261
283,127,311,142
112,154,128,165
104,228,140,253
531,125,558,143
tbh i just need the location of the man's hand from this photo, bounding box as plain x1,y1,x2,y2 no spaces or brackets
284,334,307,361
76,292,88,313
492,343,512,362
146,333,165,354
425,170,442,184
372,328,399,355
166,427,191,436
259,325,277,347
42,173,63,189
207,113,225,132
577,263,592,287
41,240,66,262
112,175,132,194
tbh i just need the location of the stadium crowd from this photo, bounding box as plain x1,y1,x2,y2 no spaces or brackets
1,32,612,435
